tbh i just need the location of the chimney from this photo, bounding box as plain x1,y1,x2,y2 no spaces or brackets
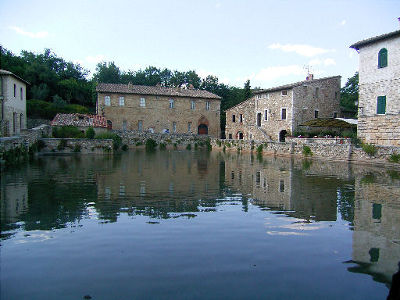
306,74,314,81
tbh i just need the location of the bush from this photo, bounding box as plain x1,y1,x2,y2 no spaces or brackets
216,140,222,147
53,126,85,138
205,139,212,151
57,139,67,150
73,143,81,152
302,145,313,156
95,132,122,150
186,144,192,150
159,143,166,150
86,127,95,139
389,153,400,163
121,144,129,151
256,144,263,155
362,143,377,157
145,138,157,151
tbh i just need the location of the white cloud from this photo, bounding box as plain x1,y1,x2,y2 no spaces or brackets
9,26,48,39
86,54,106,64
251,65,305,82
340,20,346,26
268,43,335,57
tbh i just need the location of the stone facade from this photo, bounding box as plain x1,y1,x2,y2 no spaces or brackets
0,70,28,136
225,75,341,142
96,83,221,138
351,30,400,146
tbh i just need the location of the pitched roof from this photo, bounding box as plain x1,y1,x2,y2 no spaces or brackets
0,69,30,85
350,30,400,50
96,83,222,100
253,75,341,94
51,113,108,128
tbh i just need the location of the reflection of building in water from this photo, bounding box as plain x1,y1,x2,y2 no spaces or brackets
0,181,28,224
350,173,400,283
95,151,222,220
225,155,344,221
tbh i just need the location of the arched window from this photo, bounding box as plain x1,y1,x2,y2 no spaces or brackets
378,48,387,68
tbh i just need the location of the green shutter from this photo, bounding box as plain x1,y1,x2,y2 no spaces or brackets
378,48,388,68
377,96,386,114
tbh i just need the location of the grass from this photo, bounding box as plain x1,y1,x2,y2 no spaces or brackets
302,145,313,157
361,143,377,157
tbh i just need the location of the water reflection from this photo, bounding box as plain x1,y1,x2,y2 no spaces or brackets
1,150,400,293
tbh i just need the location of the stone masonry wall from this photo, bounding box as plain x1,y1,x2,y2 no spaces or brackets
225,98,256,140
97,92,221,137
40,138,113,154
358,114,400,146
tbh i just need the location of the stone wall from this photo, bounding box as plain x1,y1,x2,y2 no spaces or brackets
358,114,400,146
97,92,221,137
27,118,51,129
40,138,113,154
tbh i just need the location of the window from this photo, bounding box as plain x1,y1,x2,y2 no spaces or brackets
315,87,319,98
20,87,23,100
172,122,177,133
257,113,262,127
314,110,319,118
138,120,143,131
169,99,174,108
140,97,146,107
281,90,288,96
228,133,232,139
281,108,287,120
191,100,195,110
264,109,268,121
188,122,192,132
206,101,210,110
279,180,285,192
333,112,338,118
378,48,388,68
104,96,111,106
239,114,243,123
377,96,386,114
119,96,125,106
14,84,16,97
232,114,236,122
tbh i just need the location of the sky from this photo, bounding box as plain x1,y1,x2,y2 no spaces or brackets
0,0,399,88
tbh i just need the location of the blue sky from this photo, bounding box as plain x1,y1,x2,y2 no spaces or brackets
0,0,398,88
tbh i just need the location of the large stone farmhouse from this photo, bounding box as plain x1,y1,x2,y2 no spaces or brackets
96,83,221,137
0,69,28,136
225,75,341,142
350,29,400,146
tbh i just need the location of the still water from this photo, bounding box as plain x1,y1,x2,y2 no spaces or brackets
1,150,399,299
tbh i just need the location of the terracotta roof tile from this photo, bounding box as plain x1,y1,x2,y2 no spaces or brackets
96,83,221,100
51,113,108,128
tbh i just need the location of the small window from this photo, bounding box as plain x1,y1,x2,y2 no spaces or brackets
281,90,288,96
140,97,146,107
104,96,111,106
279,180,285,192
281,108,287,120
206,101,210,110
119,96,125,106
20,87,23,100
188,122,192,132
314,110,319,118
372,203,382,220
378,48,388,68
264,109,268,121
191,100,195,110
315,87,319,98
172,122,177,133
138,120,143,131
239,114,243,123
228,133,232,139
169,99,174,108
14,84,16,97
333,112,338,118
232,115,236,122
377,96,386,114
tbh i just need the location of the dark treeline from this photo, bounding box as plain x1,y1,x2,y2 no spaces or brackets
0,47,252,129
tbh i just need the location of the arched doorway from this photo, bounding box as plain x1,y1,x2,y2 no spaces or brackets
198,124,208,135
237,131,243,140
279,130,287,142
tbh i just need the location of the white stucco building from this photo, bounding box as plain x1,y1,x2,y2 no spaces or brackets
350,28,400,146
0,69,28,136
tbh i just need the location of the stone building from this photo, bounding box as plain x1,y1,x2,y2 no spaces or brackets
350,29,400,146
225,75,341,142
0,69,28,136
96,83,221,137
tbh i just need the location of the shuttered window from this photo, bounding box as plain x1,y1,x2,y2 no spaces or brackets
378,48,387,68
377,96,386,114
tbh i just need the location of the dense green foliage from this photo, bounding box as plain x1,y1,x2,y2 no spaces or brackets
95,132,122,150
85,127,95,139
145,138,158,151
361,143,377,157
340,72,358,117
27,99,89,119
52,126,85,138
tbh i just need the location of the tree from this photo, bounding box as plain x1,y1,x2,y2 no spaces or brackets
341,72,358,111
93,61,121,83
243,79,251,100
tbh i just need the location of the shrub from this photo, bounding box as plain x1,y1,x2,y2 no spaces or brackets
159,143,167,150
53,126,85,138
86,127,95,139
256,144,263,155
389,153,400,163
223,146,226,152
95,132,122,150
186,144,192,150
73,144,81,152
135,141,143,146
121,144,129,151
57,139,67,150
216,140,222,147
194,143,198,150
145,138,157,151
362,143,377,157
302,145,313,156
173,143,177,150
